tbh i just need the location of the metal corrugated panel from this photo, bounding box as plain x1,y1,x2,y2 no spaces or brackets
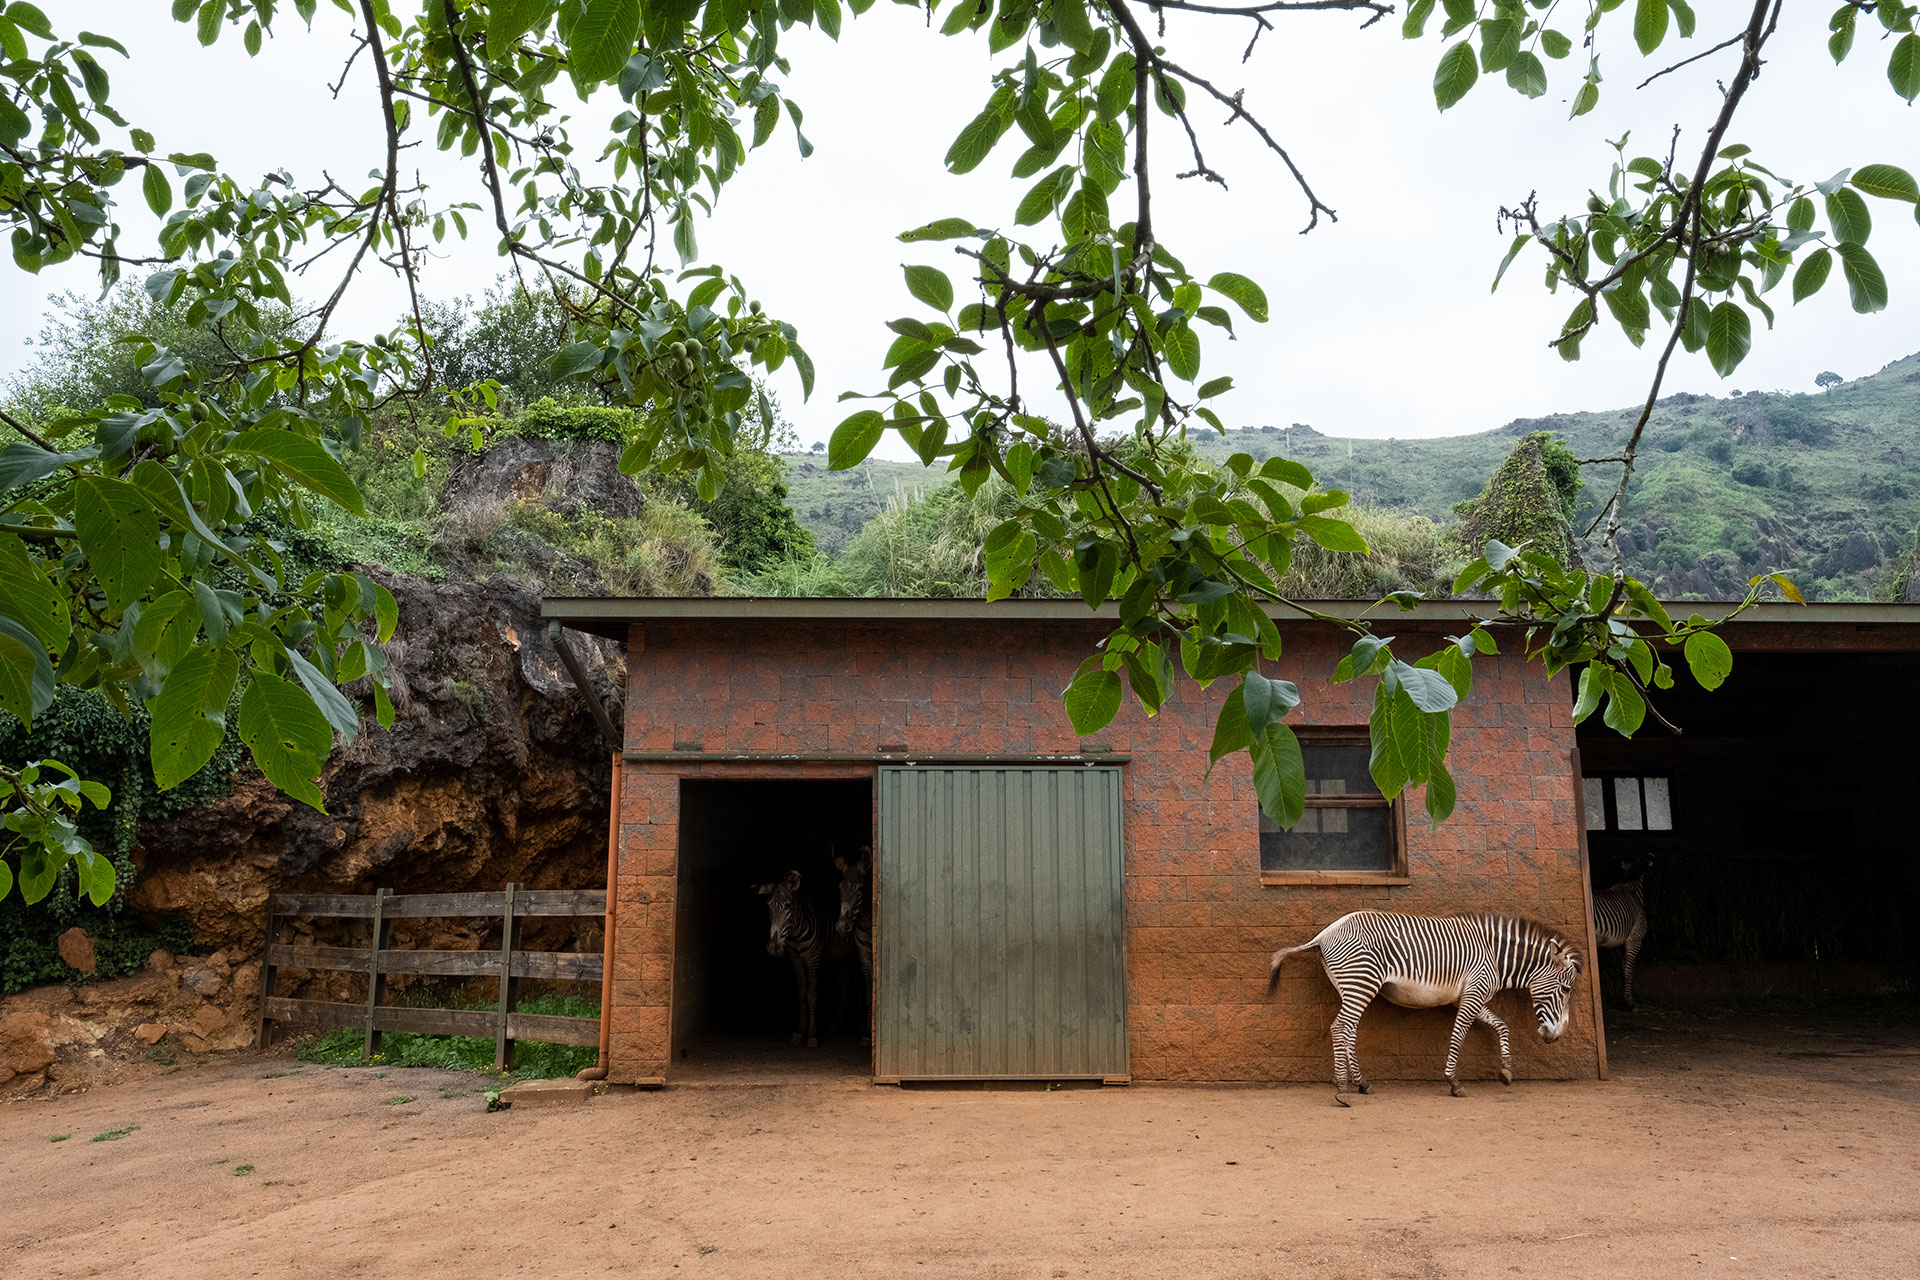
876,767,1127,1080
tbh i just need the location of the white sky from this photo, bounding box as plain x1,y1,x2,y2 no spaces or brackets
7,2,1918,455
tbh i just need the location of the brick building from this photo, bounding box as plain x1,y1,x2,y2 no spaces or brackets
542,597,1920,1087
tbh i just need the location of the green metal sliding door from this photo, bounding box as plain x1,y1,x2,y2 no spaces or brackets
875,767,1127,1081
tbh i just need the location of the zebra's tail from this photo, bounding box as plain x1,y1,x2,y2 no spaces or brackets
1267,940,1321,997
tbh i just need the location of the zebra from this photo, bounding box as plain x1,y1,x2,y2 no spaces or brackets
1268,910,1584,1106
1592,858,1650,1008
753,870,823,1048
833,846,874,1046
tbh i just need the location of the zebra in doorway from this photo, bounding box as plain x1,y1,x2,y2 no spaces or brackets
834,846,874,1046
1268,911,1584,1106
1593,858,1651,1008
754,870,823,1047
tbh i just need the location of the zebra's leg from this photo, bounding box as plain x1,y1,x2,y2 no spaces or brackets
1444,994,1489,1097
1476,1006,1514,1085
1328,989,1373,1107
1622,921,1647,1009
788,952,808,1046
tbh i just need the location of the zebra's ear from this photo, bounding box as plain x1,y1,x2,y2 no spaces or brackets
784,869,803,890
833,855,847,871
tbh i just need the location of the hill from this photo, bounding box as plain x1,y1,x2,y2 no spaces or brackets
781,352,1920,601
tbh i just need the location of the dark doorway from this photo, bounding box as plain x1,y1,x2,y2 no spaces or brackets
673,779,873,1074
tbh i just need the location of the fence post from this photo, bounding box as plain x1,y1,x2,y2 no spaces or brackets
256,898,279,1050
495,882,519,1072
363,887,392,1063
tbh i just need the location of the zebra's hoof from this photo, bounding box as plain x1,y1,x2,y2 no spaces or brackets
1355,1080,1371,1094
1448,1079,1464,1097
1498,1067,1513,1086
807,1037,819,1048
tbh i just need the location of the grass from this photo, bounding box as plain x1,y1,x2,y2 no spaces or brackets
386,1095,414,1106
49,1134,69,1143
233,1164,254,1176
292,992,598,1082
91,1125,136,1142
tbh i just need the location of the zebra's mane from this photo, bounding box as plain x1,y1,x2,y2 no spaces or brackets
1460,912,1582,959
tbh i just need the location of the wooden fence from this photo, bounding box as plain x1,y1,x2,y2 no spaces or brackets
256,885,604,1070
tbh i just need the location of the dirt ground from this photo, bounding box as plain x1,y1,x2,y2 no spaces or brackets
4,1001,1917,1280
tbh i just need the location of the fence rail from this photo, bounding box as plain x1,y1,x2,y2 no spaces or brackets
257,884,605,1069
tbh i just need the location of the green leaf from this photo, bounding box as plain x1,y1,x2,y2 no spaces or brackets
1297,514,1369,554
0,615,55,727
1890,33,1920,103
1506,50,1548,98
1063,667,1122,736
1208,686,1251,772
288,648,361,741
1162,323,1201,381
0,536,68,651
945,105,1008,175
1792,247,1832,303
1540,28,1573,58
1851,164,1919,203
1389,660,1460,714
1682,630,1733,690
1633,0,1668,56
489,0,553,58
1250,723,1306,828
1015,167,1073,226
196,0,222,46
1206,272,1269,323
148,648,239,790
142,165,172,217
549,340,603,380
373,581,398,642
828,409,885,471
1051,0,1096,54
1836,243,1888,313
903,265,954,312
1433,41,1479,111
1241,669,1300,736
1704,301,1751,377
1601,674,1646,737
567,0,642,86
897,217,979,242
73,476,161,616
230,429,365,516
1076,541,1116,608
1825,187,1872,245
238,670,332,811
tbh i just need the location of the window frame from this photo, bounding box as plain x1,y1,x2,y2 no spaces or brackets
1583,772,1679,837
1258,728,1410,887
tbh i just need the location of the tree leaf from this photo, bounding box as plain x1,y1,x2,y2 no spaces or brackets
828,409,885,470
1207,686,1251,772
1063,667,1122,736
1825,187,1872,245
1836,242,1888,313
1633,0,1668,56
73,476,161,616
1388,660,1460,714
230,429,365,516
1506,50,1547,98
1206,272,1268,322
1792,247,1832,303
903,264,954,312
897,217,979,242
1250,723,1305,828
1433,41,1479,111
1890,33,1920,103
142,164,172,217
148,648,239,790
1704,301,1751,377
488,0,554,59
1851,163,1919,203
1297,514,1369,554
945,105,1008,175
238,670,332,811
1683,631,1733,690
566,0,642,86
1162,323,1201,381
0,535,69,651
0,614,55,727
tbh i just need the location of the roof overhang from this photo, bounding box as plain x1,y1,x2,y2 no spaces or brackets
541,596,1920,651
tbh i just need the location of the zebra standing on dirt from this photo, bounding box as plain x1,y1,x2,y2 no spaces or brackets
1593,858,1650,1008
754,870,823,1048
1268,911,1584,1106
834,846,874,1046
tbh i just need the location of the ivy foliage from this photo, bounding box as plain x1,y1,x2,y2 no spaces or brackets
2,0,1901,877
1454,433,1584,569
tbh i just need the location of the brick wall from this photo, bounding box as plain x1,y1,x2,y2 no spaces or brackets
608,617,1600,1087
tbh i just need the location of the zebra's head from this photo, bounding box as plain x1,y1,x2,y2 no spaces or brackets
1529,943,1583,1042
753,870,804,957
833,845,871,938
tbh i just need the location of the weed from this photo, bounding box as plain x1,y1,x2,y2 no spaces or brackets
215,1158,229,1164
91,1125,136,1142
233,1165,254,1176
387,1095,414,1106
147,1046,174,1066
484,1089,505,1113
293,992,598,1081
697,1245,718,1256
49,1134,70,1143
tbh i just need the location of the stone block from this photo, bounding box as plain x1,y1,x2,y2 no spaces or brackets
500,1077,595,1108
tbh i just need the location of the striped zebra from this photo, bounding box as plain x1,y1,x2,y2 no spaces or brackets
1268,910,1584,1106
833,846,874,1047
754,870,823,1047
1592,860,1650,1008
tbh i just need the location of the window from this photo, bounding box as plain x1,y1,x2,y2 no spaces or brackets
1259,730,1407,885
1583,774,1675,833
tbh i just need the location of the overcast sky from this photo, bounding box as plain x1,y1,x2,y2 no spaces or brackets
7,2,1917,454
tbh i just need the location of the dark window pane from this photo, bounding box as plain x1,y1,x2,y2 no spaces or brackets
1300,745,1376,795
1260,807,1395,872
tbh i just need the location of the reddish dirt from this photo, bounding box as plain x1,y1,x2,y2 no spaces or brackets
4,1004,1916,1279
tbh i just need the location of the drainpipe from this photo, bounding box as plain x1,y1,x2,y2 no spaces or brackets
546,622,622,1082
